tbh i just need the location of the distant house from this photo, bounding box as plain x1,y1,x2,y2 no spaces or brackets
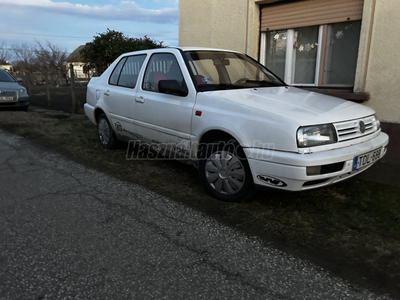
0,60,13,72
66,45,93,80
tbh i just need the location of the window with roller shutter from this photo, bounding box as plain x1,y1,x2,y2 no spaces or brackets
259,0,364,88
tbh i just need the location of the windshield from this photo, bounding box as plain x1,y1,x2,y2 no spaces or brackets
184,50,285,91
0,70,16,83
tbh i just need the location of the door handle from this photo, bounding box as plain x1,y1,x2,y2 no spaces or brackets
135,96,145,103
104,90,110,96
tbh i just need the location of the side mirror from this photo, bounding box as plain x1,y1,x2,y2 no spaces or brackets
158,80,188,97
16,78,23,82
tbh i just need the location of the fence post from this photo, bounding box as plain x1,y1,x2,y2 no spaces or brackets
44,71,51,107
70,64,76,114
26,70,31,96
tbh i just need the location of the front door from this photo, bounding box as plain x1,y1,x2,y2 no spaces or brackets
134,52,196,157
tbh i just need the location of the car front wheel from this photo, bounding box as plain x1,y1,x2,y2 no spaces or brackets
97,113,118,149
198,140,254,202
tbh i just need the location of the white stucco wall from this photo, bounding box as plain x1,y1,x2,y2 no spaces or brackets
66,62,95,81
362,0,400,123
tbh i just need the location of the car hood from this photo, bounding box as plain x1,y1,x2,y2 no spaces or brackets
0,82,22,90
205,86,374,125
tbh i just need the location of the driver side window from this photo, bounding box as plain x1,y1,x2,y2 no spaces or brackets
142,53,186,93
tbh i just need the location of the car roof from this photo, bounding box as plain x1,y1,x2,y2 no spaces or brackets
174,47,241,53
120,47,242,57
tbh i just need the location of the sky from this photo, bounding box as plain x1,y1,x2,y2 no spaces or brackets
0,0,179,60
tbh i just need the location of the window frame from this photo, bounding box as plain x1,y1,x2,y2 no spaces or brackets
260,22,360,88
142,52,187,95
108,54,146,89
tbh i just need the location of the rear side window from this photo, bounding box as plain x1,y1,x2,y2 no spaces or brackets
109,57,126,85
109,55,146,88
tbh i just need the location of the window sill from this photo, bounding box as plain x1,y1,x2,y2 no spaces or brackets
297,86,369,103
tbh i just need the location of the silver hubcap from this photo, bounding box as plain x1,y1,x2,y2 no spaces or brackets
98,118,110,145
205,150,246,195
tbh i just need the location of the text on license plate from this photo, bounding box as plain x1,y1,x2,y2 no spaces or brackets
353,148,382,171
0,96,14,101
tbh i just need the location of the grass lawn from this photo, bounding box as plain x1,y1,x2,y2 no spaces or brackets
1,110,399,298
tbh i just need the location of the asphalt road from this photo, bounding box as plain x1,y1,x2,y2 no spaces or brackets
0,129,392,300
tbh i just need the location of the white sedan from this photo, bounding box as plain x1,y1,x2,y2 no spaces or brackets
84,47,389,201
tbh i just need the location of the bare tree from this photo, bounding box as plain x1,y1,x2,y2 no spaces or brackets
35,40,68,85
13,43,36,66
12,43,38,93
0,41,10,64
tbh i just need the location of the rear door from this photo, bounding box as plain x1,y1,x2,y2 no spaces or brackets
102,54,146,138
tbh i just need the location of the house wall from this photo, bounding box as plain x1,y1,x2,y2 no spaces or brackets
66,62,92,80
0,64,13,72
356,0,400,123
178,0,262,58
179,0,399,123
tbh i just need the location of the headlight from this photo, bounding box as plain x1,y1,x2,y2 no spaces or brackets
19,88,27,95
297,124,337,148
375,115,381,130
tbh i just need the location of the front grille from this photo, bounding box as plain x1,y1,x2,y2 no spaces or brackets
334,115,378,142
0,90,17,103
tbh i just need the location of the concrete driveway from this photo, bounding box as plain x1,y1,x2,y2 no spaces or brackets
0,129,392,300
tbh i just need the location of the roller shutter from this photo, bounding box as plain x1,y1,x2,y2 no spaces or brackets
261,0,364,31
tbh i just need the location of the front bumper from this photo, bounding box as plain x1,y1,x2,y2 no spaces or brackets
245,132,389,191
0,97,30,109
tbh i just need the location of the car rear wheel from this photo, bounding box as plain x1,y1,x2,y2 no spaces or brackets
97,113,118,149
198,140,254,202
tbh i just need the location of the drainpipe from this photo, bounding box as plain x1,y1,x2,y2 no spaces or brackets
362,0,376,92
245,0,250,54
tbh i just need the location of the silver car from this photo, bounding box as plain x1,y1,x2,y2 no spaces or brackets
0,68,29,110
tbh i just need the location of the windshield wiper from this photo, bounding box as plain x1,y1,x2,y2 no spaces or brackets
243,80,283,87
217,83,244,90
198,81,284,92
198,83,243,91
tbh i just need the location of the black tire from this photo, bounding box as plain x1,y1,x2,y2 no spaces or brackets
198,140,254,202
97,113,118,149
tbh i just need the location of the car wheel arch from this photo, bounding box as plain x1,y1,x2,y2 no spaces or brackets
197,130,246,157
94,108,106,124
